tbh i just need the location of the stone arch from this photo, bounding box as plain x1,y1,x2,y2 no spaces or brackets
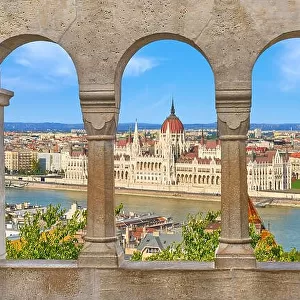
0,34,79,80
184,174,188,183
252,32,300,72
114,33,215,112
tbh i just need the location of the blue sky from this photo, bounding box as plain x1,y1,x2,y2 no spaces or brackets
1,38,300,124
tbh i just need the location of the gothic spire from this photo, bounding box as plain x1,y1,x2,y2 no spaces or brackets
133,119,139,142
171,97,175,115
201,127,204,145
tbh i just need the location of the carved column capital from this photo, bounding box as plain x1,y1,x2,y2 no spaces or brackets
82,112,118,137
216,89,251,138
80,84,119,137
0,88,14,107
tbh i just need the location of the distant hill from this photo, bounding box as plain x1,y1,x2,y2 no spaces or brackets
249,123,300,131
4,122,84,132
3,122,300,132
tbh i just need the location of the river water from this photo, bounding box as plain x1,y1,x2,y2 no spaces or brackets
5,188,300,251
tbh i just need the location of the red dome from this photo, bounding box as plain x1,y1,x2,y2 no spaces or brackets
161,100,184,133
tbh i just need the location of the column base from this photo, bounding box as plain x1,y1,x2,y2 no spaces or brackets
78,241,124,268
215,242,256,269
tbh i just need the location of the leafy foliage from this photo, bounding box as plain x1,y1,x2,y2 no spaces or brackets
115,202,124,216
253,233,285,262
6,204,86,259
30,158,42,175
131,250,143,261
138,211,221,262
291,179,300,189
132,211,300,262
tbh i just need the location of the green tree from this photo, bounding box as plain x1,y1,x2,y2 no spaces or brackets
31,158,42,175
114,202,124,216
253,233,285,262
6,204,86,259
144,211,221,262
133,211,300,262
131,250,143,261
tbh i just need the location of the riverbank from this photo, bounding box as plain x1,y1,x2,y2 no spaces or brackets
2,181,300,208
11,181,300,208
25,181,221,202
26,182,87,192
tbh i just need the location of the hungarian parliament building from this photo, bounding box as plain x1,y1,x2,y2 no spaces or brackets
63,102,292,194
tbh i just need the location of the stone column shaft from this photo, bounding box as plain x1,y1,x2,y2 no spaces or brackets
85,136,116,241
0,89,13,259
215,88,256,269
220,138,249,240
78,85,123,268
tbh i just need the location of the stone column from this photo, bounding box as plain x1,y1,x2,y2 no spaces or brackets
215,88,256,269
0,89,13,259
78,85,123,268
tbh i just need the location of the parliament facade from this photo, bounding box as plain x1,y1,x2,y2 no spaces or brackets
65,102,292,193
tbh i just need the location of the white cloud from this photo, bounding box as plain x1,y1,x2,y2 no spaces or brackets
2,76,55,92
2,41,78,92
124,56,159,77
52,65,74,77
15,58,31,67
278,39,300,91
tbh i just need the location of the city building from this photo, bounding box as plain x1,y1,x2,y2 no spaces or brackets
37,152,62,173
63,102,292,193
289,152,300,179
64,152,88,185
247,150,291,191
2,2,300,299
4,151,18,172
5,150,37,173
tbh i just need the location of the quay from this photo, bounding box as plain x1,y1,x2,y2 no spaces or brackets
5,176,300,208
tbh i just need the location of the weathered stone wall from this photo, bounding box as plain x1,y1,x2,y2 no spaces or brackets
0,1,299,87
1,1,300,299
1,261,300,300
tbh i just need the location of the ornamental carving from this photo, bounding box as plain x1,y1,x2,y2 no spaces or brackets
218,113,250,137
83,112,117,136
216,89,251,136
80,84,119,136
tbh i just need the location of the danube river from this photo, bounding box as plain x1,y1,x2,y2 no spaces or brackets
5,188,300,251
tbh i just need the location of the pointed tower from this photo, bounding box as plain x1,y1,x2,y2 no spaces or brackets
201,128,205,145
133,119,139,142
132,119,140,157
171,96,175,115
127,126,132,145
161,98,184,134
160,98,185,159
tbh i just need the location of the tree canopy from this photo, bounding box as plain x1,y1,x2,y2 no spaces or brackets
132,211,300,262
6,204,86,259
